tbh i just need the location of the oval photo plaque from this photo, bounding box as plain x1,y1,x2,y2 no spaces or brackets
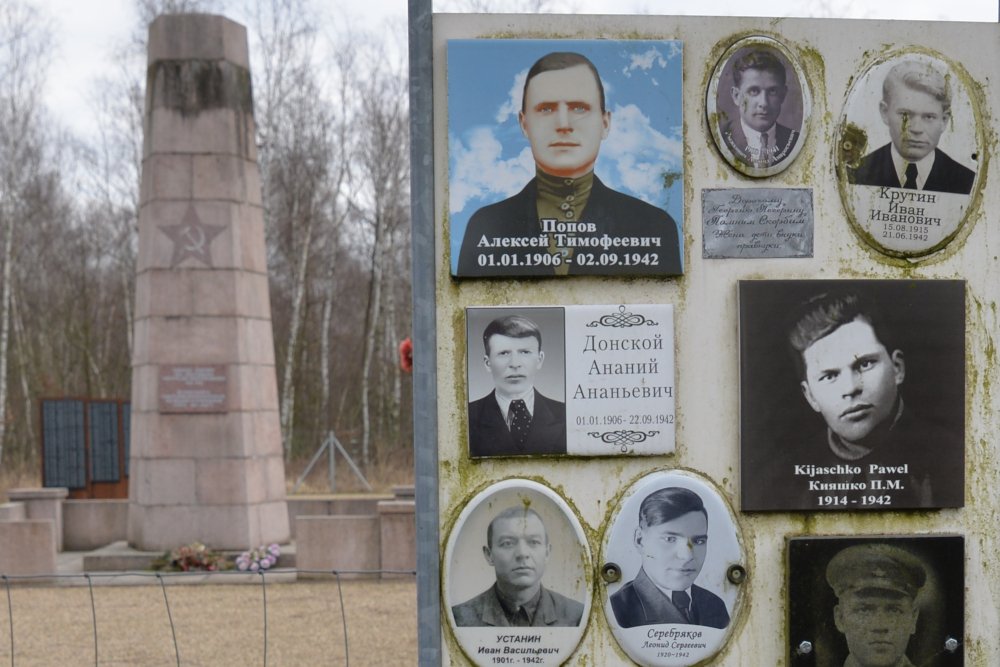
707,35,810,178
444,479,591,666
602,470,744,667
836,50,983,258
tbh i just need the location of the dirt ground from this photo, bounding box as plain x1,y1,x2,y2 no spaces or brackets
0,577,417,666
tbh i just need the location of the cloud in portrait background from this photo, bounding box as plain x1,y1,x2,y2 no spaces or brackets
447,39,684,273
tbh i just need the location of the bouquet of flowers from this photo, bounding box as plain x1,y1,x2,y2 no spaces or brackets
236,543,281,571
152,542,230,572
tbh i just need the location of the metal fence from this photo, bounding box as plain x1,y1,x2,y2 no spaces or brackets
0,569,417,666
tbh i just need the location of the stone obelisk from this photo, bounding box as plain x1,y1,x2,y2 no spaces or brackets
128,14,289,550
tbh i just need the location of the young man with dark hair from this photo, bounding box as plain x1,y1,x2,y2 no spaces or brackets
721,48,799,169
610,487,730,629
782,290,961,508
468,315,565,457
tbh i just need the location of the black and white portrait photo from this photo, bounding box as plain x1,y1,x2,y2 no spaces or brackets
604,471,741,666
739,280,965,512
444,480,590,666
707,36,809,177
466,307,566,458
788,535,964,667
467,304,676,458
837,51,981,257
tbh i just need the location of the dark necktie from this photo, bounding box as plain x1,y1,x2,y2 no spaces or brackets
672,590,692,623
513,606,531,626
903,162,918,189
508,399,531,445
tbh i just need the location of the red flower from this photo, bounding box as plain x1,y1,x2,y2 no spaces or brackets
399,337,413,373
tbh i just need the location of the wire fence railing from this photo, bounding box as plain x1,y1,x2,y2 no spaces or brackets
0,569,417,667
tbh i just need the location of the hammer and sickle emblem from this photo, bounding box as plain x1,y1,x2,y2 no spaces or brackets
180,225,207,252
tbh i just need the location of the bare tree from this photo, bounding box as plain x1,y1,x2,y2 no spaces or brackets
250,0,348,459
348,39,409,468
0,0,53,466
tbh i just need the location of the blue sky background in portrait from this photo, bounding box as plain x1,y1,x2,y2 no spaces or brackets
447,40,683,272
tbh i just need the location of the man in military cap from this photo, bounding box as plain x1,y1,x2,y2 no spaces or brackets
825,543,927,667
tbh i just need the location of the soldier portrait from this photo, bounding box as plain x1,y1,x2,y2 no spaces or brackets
788,535,964,667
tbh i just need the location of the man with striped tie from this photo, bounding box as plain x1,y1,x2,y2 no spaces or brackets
468,315,566,457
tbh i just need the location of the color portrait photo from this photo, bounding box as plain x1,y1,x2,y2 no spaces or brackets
448,39,684,278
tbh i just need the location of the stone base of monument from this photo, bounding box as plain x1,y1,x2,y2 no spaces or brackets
0,520,57,577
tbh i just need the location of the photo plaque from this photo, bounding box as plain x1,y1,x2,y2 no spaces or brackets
448,39,684,278
602,470,744,667
836,50,982,258
707,35,810,178
702,188,813,258
467,305,675,458
444,479,591,666
788,535,964,666
739,280,965,512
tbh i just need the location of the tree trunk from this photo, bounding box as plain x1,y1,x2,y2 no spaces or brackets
0,210,14,465
360,214,385,469
278,206,314,460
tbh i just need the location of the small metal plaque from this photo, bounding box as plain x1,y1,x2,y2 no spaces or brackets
787,535,964,666
702,188,813,258
158,365,228,413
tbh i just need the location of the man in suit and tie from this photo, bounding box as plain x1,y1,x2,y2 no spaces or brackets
849,60,975,194
610,487,730,629
468,315,566,457
721,48,799,170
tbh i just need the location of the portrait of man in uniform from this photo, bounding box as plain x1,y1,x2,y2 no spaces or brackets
467,313,566,458
610,486,730,629
826,544,926,667
720,48,799,170
788,536,963,667
848,59,975,194
451,506,584,628
739,280,965,511
448,41,684,278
